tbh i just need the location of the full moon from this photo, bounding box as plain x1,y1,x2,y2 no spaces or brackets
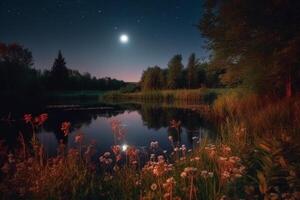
120,34,129,43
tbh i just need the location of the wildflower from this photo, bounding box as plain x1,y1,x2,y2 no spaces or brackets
132,160,138,165
184,167,197,173
180,171,187,178
208,172,214,177
158,155,165,162
219,156,227,161
151,183,157,191
269,193,279,200
104,152,111,157
112,145,122,161
166,177,176,184
167,164,173,171
150,154,155,159
37,113,48,125
113,165,119,171
201,170,208,177
24,114,32,123
61,121,71,136
135,180,141,186
8,153,15,163
222,171,230,179
205,145,216,157
75,133,84,143
105,158,113,165
112,145,121,155
221,144,231,155
194,156,200,161
164,193,170,199
151,141,159,148
99,156,105,162
181,167,197,178
127,147,138,163
235,173,242,178
229,156,240,163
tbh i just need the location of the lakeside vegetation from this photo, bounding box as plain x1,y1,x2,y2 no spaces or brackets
1,93,299,199
0,45,127,107
104,88,228,104
1,0,300,199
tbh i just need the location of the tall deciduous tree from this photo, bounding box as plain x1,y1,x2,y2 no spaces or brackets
167,54,183,89
199,0,300,97
186,53,199,88
0,43,36,92
140,66,164,90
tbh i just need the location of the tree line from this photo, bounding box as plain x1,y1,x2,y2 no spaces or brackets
0,43,126,98
198,0,300,97
140,0,300,97
139,53,222,91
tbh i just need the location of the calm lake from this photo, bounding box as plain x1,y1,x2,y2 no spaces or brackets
0,101,217,156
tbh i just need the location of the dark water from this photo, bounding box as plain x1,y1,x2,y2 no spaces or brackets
0,101,217,156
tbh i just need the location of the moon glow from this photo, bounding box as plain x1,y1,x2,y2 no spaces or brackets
120,34,129,43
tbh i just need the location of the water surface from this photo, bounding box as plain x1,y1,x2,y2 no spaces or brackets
0,102,216,156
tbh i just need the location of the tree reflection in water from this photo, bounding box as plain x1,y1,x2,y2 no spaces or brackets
0,102,217,155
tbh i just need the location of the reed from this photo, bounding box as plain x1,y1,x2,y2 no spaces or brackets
1,93,300,199
103,88,227,104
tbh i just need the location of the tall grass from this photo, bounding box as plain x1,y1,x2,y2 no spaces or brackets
103,88,227,104
1,92,300,199
211,92,300,200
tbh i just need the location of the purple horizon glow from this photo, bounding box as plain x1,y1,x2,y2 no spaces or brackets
1,0,207,82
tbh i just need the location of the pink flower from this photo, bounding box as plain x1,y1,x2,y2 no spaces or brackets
24,114,32,123
61,121,71,136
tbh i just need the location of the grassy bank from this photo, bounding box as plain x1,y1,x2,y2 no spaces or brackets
47,90,106,100
0,92,300,199
103,88,230,104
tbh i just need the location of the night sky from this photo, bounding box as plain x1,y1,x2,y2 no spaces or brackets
1,0,206,82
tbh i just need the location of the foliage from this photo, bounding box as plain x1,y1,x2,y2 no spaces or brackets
186,53,200,89
139,53,215,91
0,43,127,107
167,54,184,89
199,0,300,97
0,43,42,96
140,66,165,91
104,88,227,104
1,94,300,199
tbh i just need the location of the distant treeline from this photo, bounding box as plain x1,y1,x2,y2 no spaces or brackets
141,0,300,98
0,43,126,98
140,53,222,91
